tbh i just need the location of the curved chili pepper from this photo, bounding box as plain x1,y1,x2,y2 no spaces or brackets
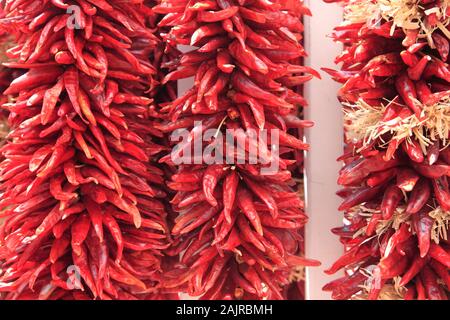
402,139,424,163
412,211,434,258
429,243,450,268
202,164,228,207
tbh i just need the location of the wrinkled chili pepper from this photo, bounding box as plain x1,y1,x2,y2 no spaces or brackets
0,0,172,300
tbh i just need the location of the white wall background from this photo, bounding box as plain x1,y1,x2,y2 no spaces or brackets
304,0,344,300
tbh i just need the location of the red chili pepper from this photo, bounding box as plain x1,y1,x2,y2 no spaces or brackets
381,185,403,220
412,210,434,257
395,72,422,117
432,177,450,211
424,142,440,167
396,168,419,191
400,254,428,286
407,55,431,80
197,6,239,22
412,161,450,179
4,67,63,95
243,176,279,219
433,33,449,60
222,170,239,223
201,164,227,207
366,168,396,187
338,153,400,186
338,184,384,211
0,0,177,300
429,243,450,268
416,277,426,300
71,214,91,256
325,245,373,275
429,259,450,290
384,223,412,257
405,178,431,214
402,139,424,163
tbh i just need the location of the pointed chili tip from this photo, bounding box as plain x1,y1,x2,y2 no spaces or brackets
324,269,334,275
322,283,332,291
307,259,322,267
320,67,335,76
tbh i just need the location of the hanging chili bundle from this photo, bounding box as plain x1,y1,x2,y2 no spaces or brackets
0,8,12,147
324,0,450,300
155,0,320,299
0,0,172,300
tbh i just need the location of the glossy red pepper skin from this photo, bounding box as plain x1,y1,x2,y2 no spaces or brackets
406,178,431,214
381,185,403,220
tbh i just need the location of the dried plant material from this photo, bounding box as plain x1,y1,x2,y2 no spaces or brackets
376,206,409,233
344,100,385,144
347,205,409,241
345,97,450,153
429,206,450,244
344,0,380,24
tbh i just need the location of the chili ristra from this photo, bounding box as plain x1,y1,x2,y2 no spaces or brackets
0,0,176,300
157,0,320,300
324,0,450,300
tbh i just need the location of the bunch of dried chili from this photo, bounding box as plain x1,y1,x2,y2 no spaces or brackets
324,0,450,300
0,0,173,299
0,8,12,147
156,0,320,299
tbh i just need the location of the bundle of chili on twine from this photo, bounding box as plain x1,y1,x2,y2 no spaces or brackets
0,0,176,299
323,0,450,300
155,0,320,299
